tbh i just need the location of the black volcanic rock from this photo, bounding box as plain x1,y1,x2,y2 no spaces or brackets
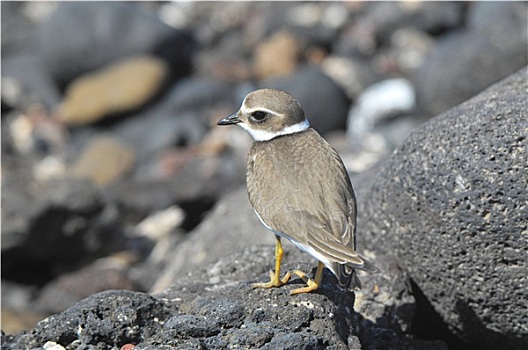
2,247,445,350
1,172,124,285
357,68,528,349
2,290,171,349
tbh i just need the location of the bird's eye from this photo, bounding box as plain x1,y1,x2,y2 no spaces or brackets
251,111,269,122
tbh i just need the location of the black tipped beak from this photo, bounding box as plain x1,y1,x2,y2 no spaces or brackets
217,113,241,126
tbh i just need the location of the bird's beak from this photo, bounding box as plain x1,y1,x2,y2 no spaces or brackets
217,113,241,126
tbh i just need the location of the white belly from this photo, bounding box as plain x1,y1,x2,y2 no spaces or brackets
253,209,334,271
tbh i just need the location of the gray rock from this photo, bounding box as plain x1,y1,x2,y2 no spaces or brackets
357,68,528,348
33,259,138,315
0,2,41,56
110,78,235,167
150,187,275,293
333,2,463,58
2,247,444,349
110,110,206,169
362,1,464,35
414,2,527,117
262,65,350,135
164,314,220,338
161,78,237,115
2,54,62,110
106,152,245,224
1,167,124,285
37,2,194,85
150,181,424,344
3,290,171,349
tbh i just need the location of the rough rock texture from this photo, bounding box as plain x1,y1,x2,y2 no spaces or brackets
357,68,528,348
2,290,171,349
2,247,445,350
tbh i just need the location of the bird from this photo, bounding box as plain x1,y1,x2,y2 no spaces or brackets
217,88,378,295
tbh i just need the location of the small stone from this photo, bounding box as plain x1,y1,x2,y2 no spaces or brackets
57,55,169,126
33,155,67,182
71,136,135,187
43,341,66,350
347,78,415,142
120,344,136,350
253,30,300,80
389,28,435,73
321,56,379,99
135,206,185,241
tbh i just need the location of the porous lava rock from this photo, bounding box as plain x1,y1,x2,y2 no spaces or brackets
357,68,528,349
2,247,445,350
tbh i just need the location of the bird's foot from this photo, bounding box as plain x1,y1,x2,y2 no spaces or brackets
289,269,320,295
252,270,292,289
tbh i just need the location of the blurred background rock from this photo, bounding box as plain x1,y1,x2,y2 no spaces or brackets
1,1,526,347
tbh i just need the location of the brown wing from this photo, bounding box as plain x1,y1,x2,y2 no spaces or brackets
247,129,359,264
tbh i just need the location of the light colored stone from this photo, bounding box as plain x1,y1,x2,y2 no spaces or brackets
253,30,300,80
57,55,168,125
71,136,135,186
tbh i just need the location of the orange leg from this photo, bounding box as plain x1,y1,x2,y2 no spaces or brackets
252,236,291,289
290,261,324,295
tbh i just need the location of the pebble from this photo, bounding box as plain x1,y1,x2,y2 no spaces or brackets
57,55,169,126
252,30,300,79
43,341,66,350
71,135,135,186
347,78,415,143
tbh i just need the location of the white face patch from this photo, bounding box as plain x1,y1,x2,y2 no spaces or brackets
239,119,310,141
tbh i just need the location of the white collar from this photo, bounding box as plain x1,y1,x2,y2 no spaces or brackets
239,119,310,141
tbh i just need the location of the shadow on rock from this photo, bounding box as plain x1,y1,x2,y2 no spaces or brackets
3,246,447,349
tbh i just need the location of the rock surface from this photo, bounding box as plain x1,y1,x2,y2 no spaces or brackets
150,187,275,293
357,68,528,349
2,247,445,350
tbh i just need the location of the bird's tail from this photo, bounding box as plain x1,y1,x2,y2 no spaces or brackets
336,255,379,291
357,254,379,274
336,265,362,291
